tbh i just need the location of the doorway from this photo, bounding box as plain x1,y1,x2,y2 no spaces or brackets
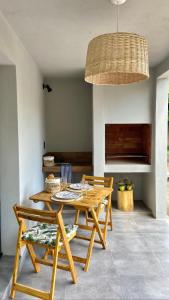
0,54,20,256
167,92,169,215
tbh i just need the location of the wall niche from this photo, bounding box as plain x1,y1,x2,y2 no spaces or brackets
105,124,152,165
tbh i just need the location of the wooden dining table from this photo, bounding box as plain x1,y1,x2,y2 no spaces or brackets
29,186,113,272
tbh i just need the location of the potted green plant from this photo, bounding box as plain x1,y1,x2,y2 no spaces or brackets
125,178,134,191
116,178,134,211
117,179,126,192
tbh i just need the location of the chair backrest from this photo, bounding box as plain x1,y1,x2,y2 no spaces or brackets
82,175,113,188
13,204,60,225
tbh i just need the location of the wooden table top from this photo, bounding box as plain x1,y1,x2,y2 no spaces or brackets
29,186,112,209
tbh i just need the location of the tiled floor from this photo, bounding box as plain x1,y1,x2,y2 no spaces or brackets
167,156,169,216
4,204,169,300
0,255,14,299
167,178,169,216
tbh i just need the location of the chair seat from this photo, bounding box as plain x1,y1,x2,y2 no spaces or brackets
22,223,78,247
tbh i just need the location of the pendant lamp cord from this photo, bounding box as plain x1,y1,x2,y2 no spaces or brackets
117,3,119,32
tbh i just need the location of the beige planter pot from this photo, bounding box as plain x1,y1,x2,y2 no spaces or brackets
117,190,134,212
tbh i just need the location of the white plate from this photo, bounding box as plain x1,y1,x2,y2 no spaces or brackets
69,183,93,191
52,191,81,200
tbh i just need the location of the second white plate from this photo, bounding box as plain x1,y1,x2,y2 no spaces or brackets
69,183,93,191
52,191,81,200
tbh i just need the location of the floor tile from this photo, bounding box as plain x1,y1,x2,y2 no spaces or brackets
0,255,14,299
112,219,137,233
121,275,169,300
108,232,149,253
111,252,165,277
135,219,169,233
64,275,125,300
141,232,169,252
153,251,169,276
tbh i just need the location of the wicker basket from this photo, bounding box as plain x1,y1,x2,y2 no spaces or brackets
85,32,149,85
43,156,55,167
45,177,60,194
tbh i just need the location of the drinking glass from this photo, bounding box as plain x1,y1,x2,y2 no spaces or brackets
61,177,67,190
80,179,88,197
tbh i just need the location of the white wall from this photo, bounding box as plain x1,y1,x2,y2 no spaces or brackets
93,73,155,205
0,12,45,254
154,78,168,218
94,73,154,124
144,76,169,219
17,61,45,202
145,58,169,219
104,81,153,124
45,77,92,152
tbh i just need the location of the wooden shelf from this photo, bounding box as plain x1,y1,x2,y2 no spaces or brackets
43,164,92,174
42,152,93,174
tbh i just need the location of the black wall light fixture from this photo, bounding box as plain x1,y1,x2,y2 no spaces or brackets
43,83,52,93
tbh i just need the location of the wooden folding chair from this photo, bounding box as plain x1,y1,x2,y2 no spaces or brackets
76,175,114,241
10,204,77,300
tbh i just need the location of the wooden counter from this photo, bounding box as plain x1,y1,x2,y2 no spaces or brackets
43,164,92,173
42,152,93,174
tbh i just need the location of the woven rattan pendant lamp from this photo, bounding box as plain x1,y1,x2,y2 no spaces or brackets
85,0,149,85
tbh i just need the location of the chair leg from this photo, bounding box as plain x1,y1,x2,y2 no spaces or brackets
109,205,113,231
58,213,77,284
85,211,89,226
84,225,96,272
10,245,20,299
43,248,49,260
10,224,23,299
26,244,40,273
49,233,60,300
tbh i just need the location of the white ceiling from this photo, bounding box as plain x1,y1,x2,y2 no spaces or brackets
0,50,13,65
0,0,169,76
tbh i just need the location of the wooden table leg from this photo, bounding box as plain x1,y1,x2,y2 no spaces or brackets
102,202,110,242
90,208,106,249
74,209,80,225
84,204,105,272
101,196,112,242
